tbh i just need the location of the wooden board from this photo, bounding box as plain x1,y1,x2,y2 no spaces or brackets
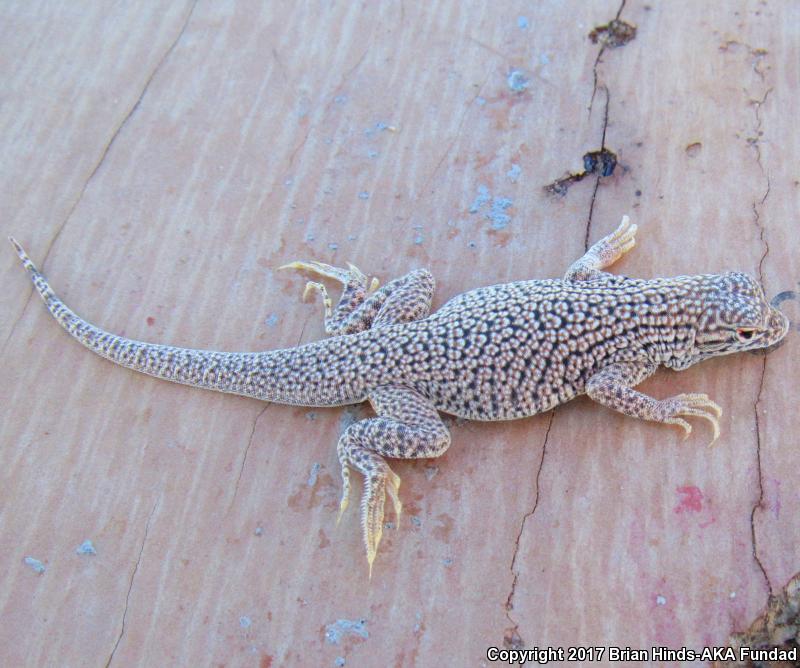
1,1,798,665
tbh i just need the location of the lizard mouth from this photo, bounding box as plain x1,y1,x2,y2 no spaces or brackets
747,306,790,355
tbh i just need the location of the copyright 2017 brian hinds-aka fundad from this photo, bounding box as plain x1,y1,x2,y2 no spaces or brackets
485,645,797,664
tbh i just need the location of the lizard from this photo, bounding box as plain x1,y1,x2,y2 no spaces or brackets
8,216,790,576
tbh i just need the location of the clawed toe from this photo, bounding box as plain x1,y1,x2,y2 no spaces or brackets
604,215,638,254
302,280,333,317
280,259,373,289
336,462,351,526
385,468,402,523
674,393,723,417
362,474,386,580
662,393,723,446
279,259,349,283
360,465,402,579
664,416,693,439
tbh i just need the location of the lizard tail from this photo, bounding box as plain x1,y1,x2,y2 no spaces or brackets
8,238,369,407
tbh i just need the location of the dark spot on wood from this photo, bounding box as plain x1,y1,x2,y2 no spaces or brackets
544,149,618,196
685,142,702,158
588,19,637,48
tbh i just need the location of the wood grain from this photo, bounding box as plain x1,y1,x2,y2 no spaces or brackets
2,1,798,666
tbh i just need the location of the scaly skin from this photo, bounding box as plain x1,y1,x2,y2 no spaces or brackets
8,216,790,576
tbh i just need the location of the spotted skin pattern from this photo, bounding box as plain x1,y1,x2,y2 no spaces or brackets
8,217,790,575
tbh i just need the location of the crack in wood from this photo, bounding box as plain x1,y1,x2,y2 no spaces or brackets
750,356,774,597
104,498,160,668
503,411,554,649
589,0,632,114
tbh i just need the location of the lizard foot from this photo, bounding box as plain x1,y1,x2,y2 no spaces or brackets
280,259,381,334
595,214,638,266
659,393,723,446
336,436,402,578
361,464,402,580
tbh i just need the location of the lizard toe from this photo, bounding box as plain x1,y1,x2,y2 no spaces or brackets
362,472,387,580
661,394,723,444
336,462,351,526
280,259,365,287
664,416,692,439
302,280,333,317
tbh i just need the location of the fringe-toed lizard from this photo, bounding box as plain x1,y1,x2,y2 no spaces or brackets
8,216,790,576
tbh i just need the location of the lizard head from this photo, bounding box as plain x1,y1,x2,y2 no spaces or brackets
668,272,790,370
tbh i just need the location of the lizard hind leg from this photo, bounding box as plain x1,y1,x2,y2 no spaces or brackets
280,260,435,335
279,259,378,335
336,385,450,579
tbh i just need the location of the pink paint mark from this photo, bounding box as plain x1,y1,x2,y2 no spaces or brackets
146,316,156,326
674,485,703,513
768,478,781,519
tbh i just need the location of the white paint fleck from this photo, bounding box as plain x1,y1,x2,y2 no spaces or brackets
325,618,369,645
307,462,321,487
469,185,491,214
76,540,97,556
507,69,529,92
24,557,45,574
489,197,513,229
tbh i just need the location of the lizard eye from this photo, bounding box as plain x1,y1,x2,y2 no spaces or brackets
736,328,756,342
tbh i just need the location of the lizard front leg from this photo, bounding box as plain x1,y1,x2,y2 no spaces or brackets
585,361,722,444
336,384,450,578
564,214,637,281
281,260,434,335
